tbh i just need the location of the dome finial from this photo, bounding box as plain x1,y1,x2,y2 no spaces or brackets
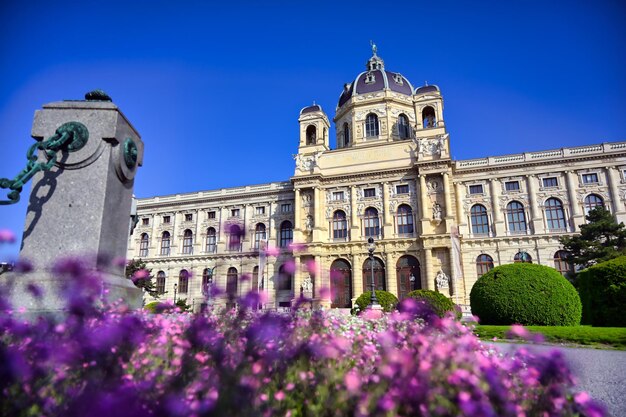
370,40,378,57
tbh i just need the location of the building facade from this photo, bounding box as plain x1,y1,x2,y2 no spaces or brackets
128,50,626,311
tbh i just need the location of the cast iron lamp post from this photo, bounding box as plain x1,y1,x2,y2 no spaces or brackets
367,237,381,309
201,275,213,313
173,283,178,304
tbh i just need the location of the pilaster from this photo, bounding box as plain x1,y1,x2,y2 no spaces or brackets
382,182,393,237
385,252,397,295
423,248,434,291
606,167,626,222
443,172,453,232
565,170,584,231
526,175,544,234
490,178,505,236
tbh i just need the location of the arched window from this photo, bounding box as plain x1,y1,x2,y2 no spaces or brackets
333,210,348,239
228,224,241,252
470,204,490,235
514,251,532,263
476,254,494,277
139,233,149,257
506,201,527,233
422,106,436,128
397,204,414,235
226,267,238,296
364,207,380,237
330,259,352,308
583,194,604,214
254,223,266,249
545,198,566,231
396,255,420,300
206,227,216,253
160,231,171,256
398,114,411,139
365,113,379,138
182,229,193,254
342,122,350,147
554,250,574,276
202,268,213,295
280,221,293,248
277,265,292,290
156,271,166,294
306,125,316,145
362,257,386,292
178,270,189,293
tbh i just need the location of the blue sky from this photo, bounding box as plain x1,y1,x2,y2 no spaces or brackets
1,0,625,260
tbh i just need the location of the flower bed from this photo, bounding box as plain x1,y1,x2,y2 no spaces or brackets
0,258,606,417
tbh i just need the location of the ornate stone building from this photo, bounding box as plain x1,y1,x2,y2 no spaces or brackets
128,50,626,311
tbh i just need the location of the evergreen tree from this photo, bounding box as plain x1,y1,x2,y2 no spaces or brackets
559,206,626,269
125,258,159,298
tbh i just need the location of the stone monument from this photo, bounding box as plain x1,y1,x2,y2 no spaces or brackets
2,91,144,314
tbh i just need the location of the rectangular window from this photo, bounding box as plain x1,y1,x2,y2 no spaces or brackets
162,215,170,224
231,209,240,217
396,184,409,194
542,177,558,188
207,211,216,219
505,181,520,192
332,191,344,201
255,206,265,215
582,173,599,184
469,185,483,195
281,203,292,213
364,188,376,198
184,213,193,222
142,218,149,226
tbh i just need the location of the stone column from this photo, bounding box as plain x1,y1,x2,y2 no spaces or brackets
526,175,544,233
454,182,465,225
385,252,397,296
606,167,625,222
352,254,364,298
443,172,453,232
489,178,504,236
312,187,322,241
12,97,144,313
292,256,302,304
294,188,301,237
350,186,359,238
423,248,434,291
565,170,583,230
268,201,275,242
382,182,393,237
419,175,431,234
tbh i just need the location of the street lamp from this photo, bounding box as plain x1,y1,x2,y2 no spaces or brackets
367,237,381,309
201,274,212,314
173,283,178,303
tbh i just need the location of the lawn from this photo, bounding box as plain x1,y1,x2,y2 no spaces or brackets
474,325,626,349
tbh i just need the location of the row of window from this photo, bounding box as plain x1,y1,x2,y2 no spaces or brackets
475,250,573,277
468,173,602,196
330,184,409,201
141,204,293,227
155,265,294,295
331,205,414,239
139,221,294,257
469,194,605,235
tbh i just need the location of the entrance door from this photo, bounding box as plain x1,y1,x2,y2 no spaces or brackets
330,259,352,308
396,255,421,300
362,257,386,293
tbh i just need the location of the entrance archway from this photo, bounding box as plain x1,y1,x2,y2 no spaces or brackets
330,259,352,308
362,257,386,293
396,255,421,300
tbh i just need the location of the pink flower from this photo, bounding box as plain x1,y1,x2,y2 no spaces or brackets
507,324,530,339
344,371,360,393
0,229,16,243
574,391,590,405
274,391,285,401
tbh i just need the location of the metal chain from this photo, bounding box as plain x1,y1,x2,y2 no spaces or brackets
0,122,88,205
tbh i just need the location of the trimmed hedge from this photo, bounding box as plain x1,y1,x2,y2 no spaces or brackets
406,290,461,319
470,263,581,326
354,290,398,314
577,256,626,327
144,301,160,313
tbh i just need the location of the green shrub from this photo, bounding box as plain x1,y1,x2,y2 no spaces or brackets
470,263,581,326
406,290,461,319
577,255,626,327
144,301,160,313
354,290,398,314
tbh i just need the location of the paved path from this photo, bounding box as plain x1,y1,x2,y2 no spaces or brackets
491,342,626,417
